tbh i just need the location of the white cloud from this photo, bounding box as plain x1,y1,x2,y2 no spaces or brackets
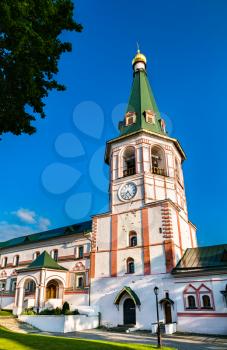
38,217,51,231
0,208,52,242
14,208,36,224
0,221,33,242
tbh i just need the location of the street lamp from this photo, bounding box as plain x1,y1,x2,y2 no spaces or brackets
154,286,162,348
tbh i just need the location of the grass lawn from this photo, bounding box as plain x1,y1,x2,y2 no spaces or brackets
0,327,175,350
0,310,13,317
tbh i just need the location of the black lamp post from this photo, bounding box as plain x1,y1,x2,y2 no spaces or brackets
154,286,162,348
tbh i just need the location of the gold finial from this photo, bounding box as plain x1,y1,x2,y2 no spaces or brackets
132,44,147,66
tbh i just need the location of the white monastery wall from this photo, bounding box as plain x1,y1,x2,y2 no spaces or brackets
91,274,175,329
150,245,166,274
95,216,111,251
177,316,227,335
95,251,110,277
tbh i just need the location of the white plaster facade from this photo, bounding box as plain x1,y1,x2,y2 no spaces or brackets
0,232,91,315
0,51,227,336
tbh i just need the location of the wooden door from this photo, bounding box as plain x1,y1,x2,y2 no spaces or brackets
123,298,136,325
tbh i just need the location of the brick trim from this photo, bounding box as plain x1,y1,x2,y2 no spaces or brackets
111,214,118,277
90,217,97,279
176,211,183,256
164,239,176,273
161,203,173,239
142,208,151,275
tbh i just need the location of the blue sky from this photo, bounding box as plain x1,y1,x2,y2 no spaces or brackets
0,0,227,246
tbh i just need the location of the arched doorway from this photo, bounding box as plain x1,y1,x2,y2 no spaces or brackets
123,298,136,325
164,302,172,324
46,280,60,299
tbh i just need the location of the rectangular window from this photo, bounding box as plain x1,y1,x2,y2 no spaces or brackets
125,112,136,126
77,276,84,289
3,257,7,268
145,110,155,124
0,281,6,291
34,251,40,260
127,116,134,125
53,250,58,261
10,279,17,292
78,246,84,259
15,255,19,267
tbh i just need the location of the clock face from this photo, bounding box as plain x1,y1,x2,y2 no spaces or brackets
119,182,137,201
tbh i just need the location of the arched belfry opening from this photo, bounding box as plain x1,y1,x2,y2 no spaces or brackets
151,146,166,176
123,146,136,177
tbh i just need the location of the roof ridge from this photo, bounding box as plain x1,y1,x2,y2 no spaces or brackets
25,250,67,271
0,220,92,250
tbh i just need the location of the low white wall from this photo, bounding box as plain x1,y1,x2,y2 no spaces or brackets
64,315,99,332
0,296,14,310
44,298,62,309
76,305,100,315
177,316,227,335
19,315,65,333
19,314,99,333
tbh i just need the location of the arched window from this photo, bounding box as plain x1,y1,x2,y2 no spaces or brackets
187,295,196,309
24,279,36,295
151,146,166,176
14,255,19,267
127,258,135,274
202,295,211,309
129,231,137,247
123,147,136,177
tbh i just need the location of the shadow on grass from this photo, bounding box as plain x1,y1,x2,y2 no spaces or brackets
0,327,164,350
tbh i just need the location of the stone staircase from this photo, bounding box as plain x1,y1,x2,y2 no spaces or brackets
0,316,40,334
108,325,135,333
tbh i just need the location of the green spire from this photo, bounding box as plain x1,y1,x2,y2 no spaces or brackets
119,51,166,136
26,251,67,270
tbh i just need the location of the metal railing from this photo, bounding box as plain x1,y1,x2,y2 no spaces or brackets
123,167,136,177
152,167,167,177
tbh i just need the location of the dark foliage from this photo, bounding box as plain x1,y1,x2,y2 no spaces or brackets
0,0,82,136
62,301,70,314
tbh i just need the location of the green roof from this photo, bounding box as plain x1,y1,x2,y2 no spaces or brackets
25,251,67,271
172,244,227,275
119,69,166,136
0,220,92,250
114,286,141,306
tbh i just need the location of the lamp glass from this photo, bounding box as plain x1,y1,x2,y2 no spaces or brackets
154,286,159,295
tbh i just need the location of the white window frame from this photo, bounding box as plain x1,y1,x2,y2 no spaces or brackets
125,112,136,126
145,110,155,124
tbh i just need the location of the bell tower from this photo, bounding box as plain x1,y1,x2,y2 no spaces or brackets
91,49,198,329
105,50,188,220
